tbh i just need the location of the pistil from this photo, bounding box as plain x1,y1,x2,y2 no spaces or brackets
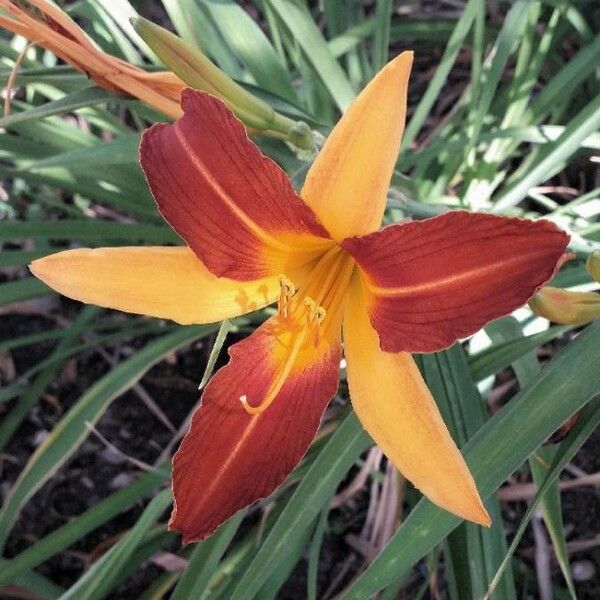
240,247,355,416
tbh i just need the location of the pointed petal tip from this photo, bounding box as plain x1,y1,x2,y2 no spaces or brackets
392,49,414,67
380,51,413,86
300,50,414,239
466,498,492,528
432,483,490,527
29,254,56,284
29,258,42,277
168,510,214,545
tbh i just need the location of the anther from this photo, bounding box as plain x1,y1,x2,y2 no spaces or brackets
314,306,326,323
277,275,296,319
303,297,326,346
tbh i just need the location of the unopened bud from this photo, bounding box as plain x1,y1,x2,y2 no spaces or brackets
131,17,314,150
530,286,600,325
586,251,600,283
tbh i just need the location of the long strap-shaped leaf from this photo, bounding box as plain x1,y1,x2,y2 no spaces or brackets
484,396,600,599
58,489,173,600
341,320,600,598
0,325,215,551
0,464,170,588
228,411,371,600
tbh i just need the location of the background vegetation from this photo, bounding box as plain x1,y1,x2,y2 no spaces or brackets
1,0,599,598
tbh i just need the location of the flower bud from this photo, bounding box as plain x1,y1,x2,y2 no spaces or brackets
131,17,314,150
530,286,600,325
586,250,600,283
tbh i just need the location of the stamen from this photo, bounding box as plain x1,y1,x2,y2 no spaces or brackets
277,275,296,319
303,296,326,346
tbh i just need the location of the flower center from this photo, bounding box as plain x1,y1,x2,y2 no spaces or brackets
240,246,354,415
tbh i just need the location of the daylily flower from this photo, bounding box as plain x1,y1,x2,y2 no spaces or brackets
30,53,569,543
0,0,184,118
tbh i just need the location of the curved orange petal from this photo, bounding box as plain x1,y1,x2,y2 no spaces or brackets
301,52,413,240
342,211,569,352
140,90,332,281
343,276,490,526
30,246,293,323
170,315,341,543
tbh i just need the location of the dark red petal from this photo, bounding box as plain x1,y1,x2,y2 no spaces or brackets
140,89,331,281
342,211,569,353
170,318,341,543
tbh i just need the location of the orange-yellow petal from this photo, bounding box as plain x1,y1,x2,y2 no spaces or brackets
343,275,490,526
301,52,413,240
30,246,288,323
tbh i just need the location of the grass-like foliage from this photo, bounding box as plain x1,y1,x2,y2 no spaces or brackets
1,1,599,598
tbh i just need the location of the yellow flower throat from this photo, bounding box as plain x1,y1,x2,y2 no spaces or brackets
240,246,355,415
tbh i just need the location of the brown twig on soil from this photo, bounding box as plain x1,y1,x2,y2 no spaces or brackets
530,186,579,196
566,535,600,554
370,460,400,556
331,446,380,509
85,422,155,472
154,397,201,466
498,471,600,501
95,345,176,433
322,554,357,600
532,509,553,600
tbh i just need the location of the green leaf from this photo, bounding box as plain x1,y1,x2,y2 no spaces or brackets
0,325,215,551
468,325,573,382
0,220,179,244
486,318,576,597
170,511,245,599
0,464,170,588
266,0,355,111
59,489,173,600
342,321,600,598
229,410,371,600
200,0,297,102
0,558,63,599
400,0,477,150
0,307,102,450
485,396,600,599
494,94,600,211
0,87,114,128
372,0,392,74
421,347,515,599
0,278,51,306
21,133,141,171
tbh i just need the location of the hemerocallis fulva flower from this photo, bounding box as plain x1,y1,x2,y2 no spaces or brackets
30,53,569,542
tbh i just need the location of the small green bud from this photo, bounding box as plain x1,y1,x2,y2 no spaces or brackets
586,250,600,283
530,286,600,325
131,17,314,150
